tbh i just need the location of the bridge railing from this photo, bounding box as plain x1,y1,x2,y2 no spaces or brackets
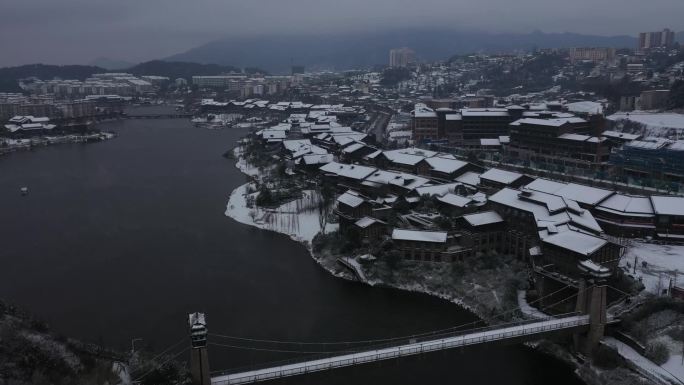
211,313,586,384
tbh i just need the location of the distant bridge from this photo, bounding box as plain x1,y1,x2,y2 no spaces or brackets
211,314,598,385
122,114,193,120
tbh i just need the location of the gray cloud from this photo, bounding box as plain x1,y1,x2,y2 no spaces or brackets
1,0,682,66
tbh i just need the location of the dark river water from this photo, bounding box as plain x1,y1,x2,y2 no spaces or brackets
0,109,583,384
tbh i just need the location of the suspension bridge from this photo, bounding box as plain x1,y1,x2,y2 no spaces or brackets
211,313,599,385
129,272,634,385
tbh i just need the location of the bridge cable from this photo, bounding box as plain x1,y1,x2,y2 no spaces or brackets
208,342,348,355
209,285,597,374
133,346,190,382
208,284,582,348
148,336,190,363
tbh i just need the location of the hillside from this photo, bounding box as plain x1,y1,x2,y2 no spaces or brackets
0,64,105,92
167,28,639,73
0,299,190,385
0,61,247,92
124,60,241,80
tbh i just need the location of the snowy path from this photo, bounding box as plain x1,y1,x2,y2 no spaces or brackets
604,337,683,385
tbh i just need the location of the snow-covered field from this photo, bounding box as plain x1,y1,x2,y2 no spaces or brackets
622,241,684,294
225,183,336,244
608,112,684,138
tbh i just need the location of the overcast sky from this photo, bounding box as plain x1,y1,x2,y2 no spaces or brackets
1,0,682,67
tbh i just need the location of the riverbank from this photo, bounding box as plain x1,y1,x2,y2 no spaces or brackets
224,142,680,385
0,132,116,157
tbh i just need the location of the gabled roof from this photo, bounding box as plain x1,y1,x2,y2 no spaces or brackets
543,231,607,256
489,188,603,235
480,168,523,185
282,139,312,152
319,162,376,180
424,157,468,174
455,171,481,187
437,193,472,208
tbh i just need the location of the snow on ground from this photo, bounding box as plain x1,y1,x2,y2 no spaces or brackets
608,112,684,137
622,241,684,294
21,332,82,372
339,257,369,283
113,361,132,385
604,337,682,385
517,290,548,320
225,183,336,244
662,354,684,383
232,146,262,178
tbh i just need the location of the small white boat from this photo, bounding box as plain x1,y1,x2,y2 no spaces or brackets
20,187,28,196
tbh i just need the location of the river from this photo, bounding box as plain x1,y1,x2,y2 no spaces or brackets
0,111,583,384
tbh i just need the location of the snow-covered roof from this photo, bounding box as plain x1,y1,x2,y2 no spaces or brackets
392,229,447,243
382,151,425,166
489,188,603,234
415,183,461,197
260,130,287,140
332,132,367,145
461,109,509,117
525,178,567,195
650,196,684,216
424,157,468,174
463,211,504,227
558,133,591,142
355,216,384,228
596,194,654,217
337,190,366,208
480,168,523,185
510,117,586,127
554,183,613,206
283,139,312,152
413,103,437,118
319,162,376,180
342,142,367,154
383,148,438,158
543,231,607,256
455,171,481,187
525,179,613,207
300,154,334,165
437,193,472,208
364,170,429,191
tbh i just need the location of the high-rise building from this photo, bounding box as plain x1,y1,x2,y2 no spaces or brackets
638,28,675,51
568,47,616,63
389,47,415,68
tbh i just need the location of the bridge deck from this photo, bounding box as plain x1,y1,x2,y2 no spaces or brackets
212,315,590,385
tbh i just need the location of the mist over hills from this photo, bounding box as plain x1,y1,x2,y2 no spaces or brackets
167,29,640,73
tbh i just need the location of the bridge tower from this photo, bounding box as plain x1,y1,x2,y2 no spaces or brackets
189,312,211,385
574,260,611,355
